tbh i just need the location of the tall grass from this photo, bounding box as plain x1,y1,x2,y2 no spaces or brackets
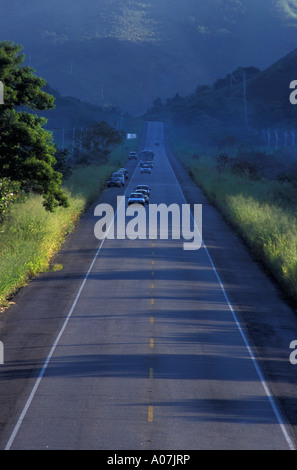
176,148,297,303
0,158,124,307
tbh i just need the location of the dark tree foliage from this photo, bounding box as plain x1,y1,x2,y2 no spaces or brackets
81,120,124,162
0,41,69,211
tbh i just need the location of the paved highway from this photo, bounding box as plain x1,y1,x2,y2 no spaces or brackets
0,122,295,450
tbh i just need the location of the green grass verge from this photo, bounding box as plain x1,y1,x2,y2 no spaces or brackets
0,155,126,308
173,142,297,304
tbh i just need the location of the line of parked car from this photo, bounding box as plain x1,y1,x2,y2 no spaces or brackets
106,168,129,187
106,149,153,206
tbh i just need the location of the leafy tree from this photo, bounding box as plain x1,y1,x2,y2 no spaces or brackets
0,41,69,211
81,120,124,162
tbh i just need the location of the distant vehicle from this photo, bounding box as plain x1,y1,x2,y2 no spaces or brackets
112,172,125,185
127,192,145,206
140,161,153,168
141,166,151,174
135,189,149,204
135,184,151,195
144,161,154,169
140,149,154,161
118,168,129,179
128,151,138,159
106,176,122,188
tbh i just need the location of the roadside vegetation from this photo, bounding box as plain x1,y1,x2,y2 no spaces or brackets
0,147,134,309
0,40,142,309
170,136,297,305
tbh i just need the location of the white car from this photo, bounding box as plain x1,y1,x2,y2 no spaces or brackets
118,168,129,180
112,172,125,185
135,184,151,195
127,192,146,206
128,151,138,159
141,166,151,174
135,189,149,204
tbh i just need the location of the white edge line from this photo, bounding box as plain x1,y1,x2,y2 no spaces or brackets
163,130,295,451
5,162,140,450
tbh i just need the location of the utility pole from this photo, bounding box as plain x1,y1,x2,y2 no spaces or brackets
72,127,75,159
242,69,249,129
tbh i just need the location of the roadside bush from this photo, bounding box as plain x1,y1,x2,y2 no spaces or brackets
0,178,24,221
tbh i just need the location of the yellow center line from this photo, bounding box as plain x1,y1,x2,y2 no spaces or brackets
149,367,154,379
148,405,153,422
151,298,154,305
150,338,154,348
150,316,154,324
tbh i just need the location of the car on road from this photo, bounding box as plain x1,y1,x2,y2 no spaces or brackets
112,172,125,185
106,176,122,187
135,189,149,204
140,149,154,160
145,161,154,169
118,168,129,180
135,184,151,195
140,161,153,168
127,192,146,206
141,166,151,174
128,151,138,159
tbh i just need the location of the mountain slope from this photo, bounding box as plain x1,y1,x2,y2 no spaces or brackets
1,0,297,113
145,47,297,147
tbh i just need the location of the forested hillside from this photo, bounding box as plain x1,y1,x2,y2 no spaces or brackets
2,0,297,113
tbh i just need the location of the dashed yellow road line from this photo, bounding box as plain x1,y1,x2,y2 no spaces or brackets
149,367,154,379
150,316,154,324
151,298,154,305
148,405,153,422
150,338,154,348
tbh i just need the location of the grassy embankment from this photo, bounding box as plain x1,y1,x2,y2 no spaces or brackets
0,140,137,309
171,139,297,304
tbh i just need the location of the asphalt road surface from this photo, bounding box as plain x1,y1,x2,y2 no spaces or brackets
0,122,296,450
